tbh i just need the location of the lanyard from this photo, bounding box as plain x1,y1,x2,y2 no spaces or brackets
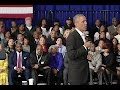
37,54,43,64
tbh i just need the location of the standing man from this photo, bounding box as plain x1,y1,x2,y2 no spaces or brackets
66,14,92,85
107,17,119,39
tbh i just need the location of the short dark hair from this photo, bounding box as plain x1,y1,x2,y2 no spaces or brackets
85,36,92,42
102,42,112,51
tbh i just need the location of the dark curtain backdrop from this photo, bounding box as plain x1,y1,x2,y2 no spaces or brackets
3,5,120,31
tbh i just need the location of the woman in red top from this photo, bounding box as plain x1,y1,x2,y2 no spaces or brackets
38,35,48,53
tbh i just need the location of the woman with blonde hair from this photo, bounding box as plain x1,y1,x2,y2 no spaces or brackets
0,42,8,85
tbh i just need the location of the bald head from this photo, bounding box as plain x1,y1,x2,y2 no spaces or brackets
36,44,43,55
73,14,87,32
112,17,119,26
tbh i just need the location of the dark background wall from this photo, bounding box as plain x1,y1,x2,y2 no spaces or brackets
3,5,120,31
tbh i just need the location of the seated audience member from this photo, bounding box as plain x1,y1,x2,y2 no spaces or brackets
33,31,40,49
39,18,50,38
0,20,5,33
111,38,119,54
100,42,117,85
25,17,35,36
35,26,42,37
114,25,120,43
63,28,73,46
107,17,119,39
5,39,15,54
48,45,64,85
94,25,110,42
63,29,73,39
62,17,74,32
95,39,105,53
52,25,63,38
10,20,18,34
55,37,67,58
49,20,63,35
13,24,26,40
15,33,24,45
89,19,101,41
22,37,30,53
8,43,30,85
95,31,111,47
10,20,18,39
39,35,48,53
24,17,35,53
47,30,57,48
30,44,50,85
0,25,5,47
0,43,8,85
87,42,102,85
4,31,12,47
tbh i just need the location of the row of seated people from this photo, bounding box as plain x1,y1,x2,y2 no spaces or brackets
1,39,120,85
0,42,64,85
88,42,120,85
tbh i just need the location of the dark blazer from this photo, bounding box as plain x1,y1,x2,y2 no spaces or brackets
89,26,99,41
30,51,49,70
25,27,36,52
8,51,30,85
66,29,89,85
8,51,30,70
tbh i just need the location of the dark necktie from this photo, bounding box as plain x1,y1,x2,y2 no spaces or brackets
38,55,41,59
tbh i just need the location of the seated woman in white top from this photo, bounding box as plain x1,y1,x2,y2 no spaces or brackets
94,25,110,42
49,20,63,35
39,18,50,38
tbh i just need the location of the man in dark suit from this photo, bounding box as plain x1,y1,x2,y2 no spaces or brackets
107,17,119,39
89,19,101,41
25,17,36,52
30,44,51,85
8,43,30,85
66,14,92,85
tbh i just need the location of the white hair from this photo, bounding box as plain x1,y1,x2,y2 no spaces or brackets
48,45,58,53
73,14,85,24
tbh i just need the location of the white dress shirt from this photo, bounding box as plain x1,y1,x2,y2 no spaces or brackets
56,44,67,58
75,28,87,50
75,28,86,43
14,51,25,70
41,27,49,38
49,27,63,35
94,32,110,41
26,26,32,31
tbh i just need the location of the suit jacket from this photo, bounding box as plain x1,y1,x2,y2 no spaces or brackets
8,51,30,70
64,52,69,69
66,29,89,85
25,27,36,52
30,51,49,70
108,25,117,39
89,26,99,41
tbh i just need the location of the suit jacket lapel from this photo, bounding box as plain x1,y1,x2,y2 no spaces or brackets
74,29,84,45
13,52,17,66
22,52,24,65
